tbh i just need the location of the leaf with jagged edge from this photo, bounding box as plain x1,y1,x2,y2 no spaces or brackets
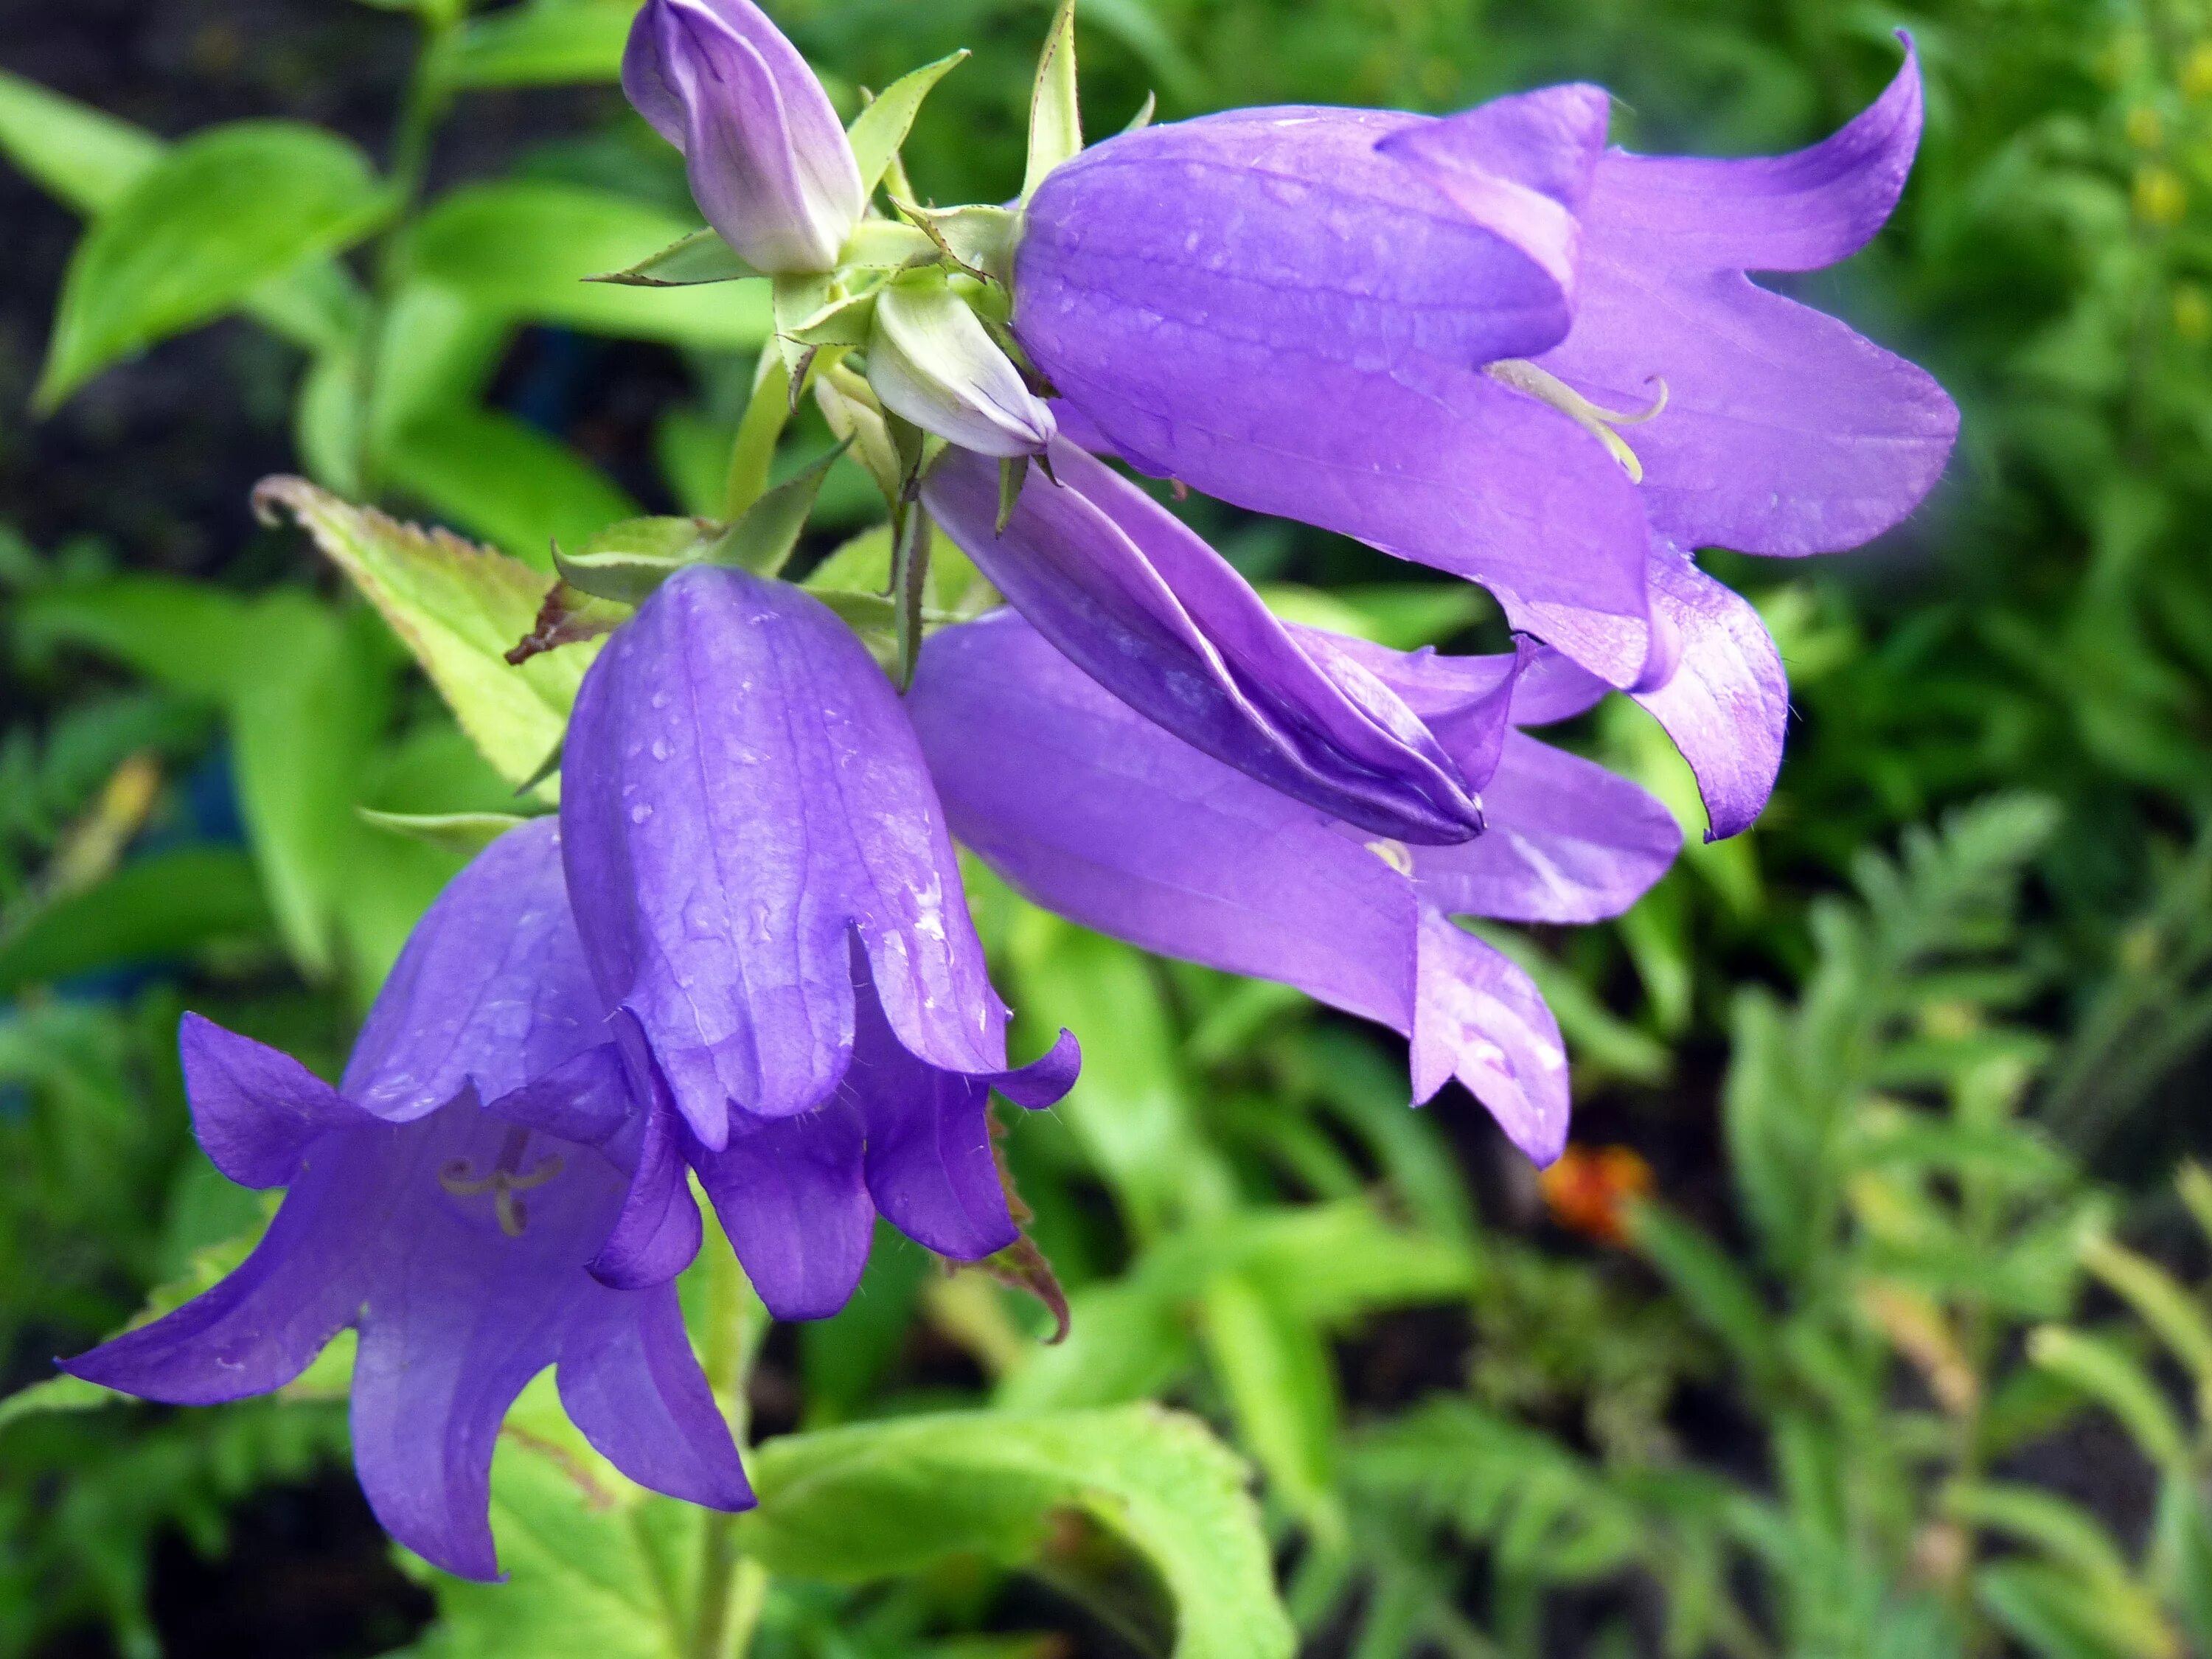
254,476,591,796
847,49,970,201
1022,0,1082,202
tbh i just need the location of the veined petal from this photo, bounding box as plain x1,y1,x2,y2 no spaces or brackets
1586,42,1925,274
344,819,607,1124
560,567,1008,1146
1411,911,1568,1164
623,0,861,273
557,1288,752,1512
691,1098,873,1321
179,1013,358,1189
1405,731,1680,924
925,442,1486,843
1631,544,1789,839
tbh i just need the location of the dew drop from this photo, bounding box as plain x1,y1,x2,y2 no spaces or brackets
630,804,653,824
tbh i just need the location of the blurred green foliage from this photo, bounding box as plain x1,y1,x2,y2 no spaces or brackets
7,0,2212,1656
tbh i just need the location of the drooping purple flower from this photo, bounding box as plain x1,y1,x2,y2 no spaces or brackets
924,439,1484,844
623,0,863,273
1012,43,1955,826
554,564,1077,1317
908,613,1680,1164
63,821,748,1582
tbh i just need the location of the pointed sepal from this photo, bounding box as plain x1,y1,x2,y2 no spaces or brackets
1021,0,1082,202
586,228,764,288
846,49,971,202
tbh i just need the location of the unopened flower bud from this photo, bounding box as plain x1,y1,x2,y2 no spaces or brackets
623,0,864,274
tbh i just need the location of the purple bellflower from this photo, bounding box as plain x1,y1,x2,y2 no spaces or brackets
924,439,1484,844
1011,45,1957,832
908,613,1681,1165
624,0,863,273
555,563,1078,1318
63,821,750,1582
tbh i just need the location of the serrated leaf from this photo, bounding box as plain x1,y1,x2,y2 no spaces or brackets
742,1406,1294,1659
254,476,594,793
1022,0,1082,201
38,121,388,408
585,226,762,288
848,50,970,201
405,182,772,348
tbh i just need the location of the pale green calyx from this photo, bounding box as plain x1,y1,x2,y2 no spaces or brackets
865,274,1057,459
1022,0,1082,202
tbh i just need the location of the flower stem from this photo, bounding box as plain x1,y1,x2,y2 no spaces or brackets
691,1237,765,1659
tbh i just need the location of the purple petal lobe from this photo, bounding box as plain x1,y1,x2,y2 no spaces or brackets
1630,546,1789,839
179,1012,358,1188
587,1082,704,1292
1407,732,1680,924
1298,630,1529,790
842,967,1013,1262
692,1098,874,1321
346,819,606,1124
1376,83,1611,294
1587,43,1924,274
1410,911,1568,1164
486,1042,632,1147
622,0,860,272
1537,48,1955,555
561,566,1007,1145
558,1287,753,1511
925,442,1484,844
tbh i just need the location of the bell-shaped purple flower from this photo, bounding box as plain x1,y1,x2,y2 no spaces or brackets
1012,43,1956,735
908,614,1680,1165
623,0,864,274
923,439,1484,844
63,821,750,1582
555,565,1077,1318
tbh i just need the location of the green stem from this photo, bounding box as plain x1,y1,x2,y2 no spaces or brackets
691,1242,765,1659
353,9,462,495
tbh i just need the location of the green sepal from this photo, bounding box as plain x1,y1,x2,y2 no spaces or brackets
838,217,939,271
771,273,832,379
724,350,793,518
552,546,687,604
1124,90,1157,133
780,288,877,348
707,438,853,579
355,808,533,855
1022,0,1082,202
817,364,906,509
894,201,1018,286
515,734,563,796
584,226,762,287
846,49,970,201
998,455,1029,534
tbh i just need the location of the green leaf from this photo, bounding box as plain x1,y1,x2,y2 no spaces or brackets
447,0,637,87
1975,1560,2172,1659
2028,1325,2191,1471
2153,1474,2212,1655
995,1280,1196,1411
38,121,388,408
405,182,772,348
382,406,641,564
848,50,970,201
1022,0,1083,201
1199,1273,1343,1540
712,441,849,578
0,1374,117,1437
0,67,161,214
0,846,271,991
254,476,594,793
1947,1481,2137,1587
743,1406,1294,1659
2081,1233,2212,1391
1627,1202,1781,1385
585,226,763,288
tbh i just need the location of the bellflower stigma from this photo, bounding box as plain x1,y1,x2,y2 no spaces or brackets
557,563,1078,1317
910,614,1680,1165
63,822,750,1582
624,0,864,273
1012,40,1958,830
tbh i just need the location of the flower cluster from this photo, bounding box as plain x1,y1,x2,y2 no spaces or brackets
68,0,1954,1579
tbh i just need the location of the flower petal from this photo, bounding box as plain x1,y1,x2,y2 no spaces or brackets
345,819,606,1124
1631,545,1789,839
1410,910,1568,1164
561,567,1006,1145
558,1286,754,1511
692,1098,874,1321
1407,731,1681,923
926,443,1484,842
1586,42,1925,274
179,1012,358,1188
